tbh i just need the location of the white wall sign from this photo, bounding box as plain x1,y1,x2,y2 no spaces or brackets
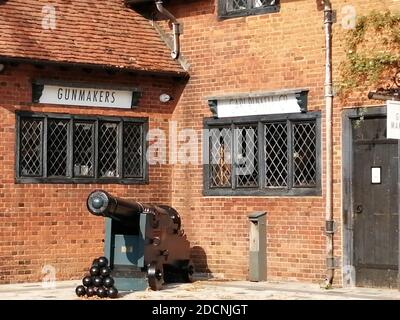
35,83,138,109
209,91,306,118
387,100,400,139
371,167,381,184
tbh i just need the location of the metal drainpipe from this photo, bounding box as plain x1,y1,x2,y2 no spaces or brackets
155,0,181,59
323,0,334,287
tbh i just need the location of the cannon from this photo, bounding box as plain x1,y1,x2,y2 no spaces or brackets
87,190,194,291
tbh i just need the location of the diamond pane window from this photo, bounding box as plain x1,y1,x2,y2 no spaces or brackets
17,113,147,184
99,122,119,178
220,0,279,18
293,122,317,187
252,0,277,8
19,118,43,176
235,126,258,188
205,114,320,196
265,123,288,187
124,123,143,177
210,127,232,188
226,0,247,12
47,119,69,177
74,122,94,177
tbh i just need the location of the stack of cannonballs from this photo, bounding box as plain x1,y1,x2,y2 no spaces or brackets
75,256,119,299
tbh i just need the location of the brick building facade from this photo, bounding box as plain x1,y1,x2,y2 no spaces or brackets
0,0,399,288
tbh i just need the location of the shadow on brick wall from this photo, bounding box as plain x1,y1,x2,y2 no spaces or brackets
191,246,214,279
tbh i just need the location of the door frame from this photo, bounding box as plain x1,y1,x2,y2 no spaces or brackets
342,105,400,289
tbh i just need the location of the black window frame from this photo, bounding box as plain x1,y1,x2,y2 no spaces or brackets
218,0,280,20
203,112,321,196
16,112,148,184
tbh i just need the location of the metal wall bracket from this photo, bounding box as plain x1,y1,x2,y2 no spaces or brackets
208,99,218,118
295,90,308,113
326,256,340,270
32,83,44,103
131,91,142,107
325,220,337,234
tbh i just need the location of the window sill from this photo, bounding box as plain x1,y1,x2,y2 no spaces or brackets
203,187,321,197
15,177,148,185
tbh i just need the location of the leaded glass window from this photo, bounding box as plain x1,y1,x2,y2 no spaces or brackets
219,0,280,19
16,113,147,184
205,113,320,196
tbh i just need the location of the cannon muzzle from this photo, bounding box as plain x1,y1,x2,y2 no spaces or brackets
87,190,144,221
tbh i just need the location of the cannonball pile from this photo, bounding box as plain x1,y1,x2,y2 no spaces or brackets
75,256,118,299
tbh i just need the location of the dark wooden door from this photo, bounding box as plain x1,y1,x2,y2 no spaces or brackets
352,117,399,288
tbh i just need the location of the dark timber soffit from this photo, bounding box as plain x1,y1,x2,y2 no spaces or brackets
0,56,188,78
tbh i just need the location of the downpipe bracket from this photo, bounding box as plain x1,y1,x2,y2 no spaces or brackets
325,220,337,234
326,257,341,270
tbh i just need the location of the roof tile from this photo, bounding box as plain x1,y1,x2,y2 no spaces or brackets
0,0,185,74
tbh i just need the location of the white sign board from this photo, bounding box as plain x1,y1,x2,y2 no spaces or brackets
371,167,381,184
387,100,400,139
38,84,135,109
216,93,301,118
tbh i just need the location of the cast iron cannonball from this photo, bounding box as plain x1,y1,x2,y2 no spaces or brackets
86,287,95,297
93,276,103,287
107,287,118,299
103,277,114,288
75,285,86,297
92,259,100,267
82,276,92,287
97,287,108,298
98,257,109,268
89,266,100,277
100,266,110,277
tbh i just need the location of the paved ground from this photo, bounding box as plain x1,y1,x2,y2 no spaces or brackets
0,279,399,300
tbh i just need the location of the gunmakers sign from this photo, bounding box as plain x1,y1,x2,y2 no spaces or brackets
32,81,140,109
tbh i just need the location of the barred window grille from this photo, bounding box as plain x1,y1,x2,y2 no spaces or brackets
19,118,43,177
47,119,69,177
74,122,94,177
17,113,147,184
235,126,258,188
265,123,288,187
99,122,119,178
124,123,143,178
209,127,232,188
226,0,247,12
220,0,279,18
206,115,320,196
293,122,317,187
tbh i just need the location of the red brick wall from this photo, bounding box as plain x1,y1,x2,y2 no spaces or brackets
165,0,399,284
1,0,399,286
0,63,184,283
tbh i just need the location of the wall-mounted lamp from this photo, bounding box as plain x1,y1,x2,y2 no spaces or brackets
159,93,172,103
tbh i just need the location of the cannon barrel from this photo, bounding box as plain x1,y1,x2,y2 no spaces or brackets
87,190,148,220
87,190,181,229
